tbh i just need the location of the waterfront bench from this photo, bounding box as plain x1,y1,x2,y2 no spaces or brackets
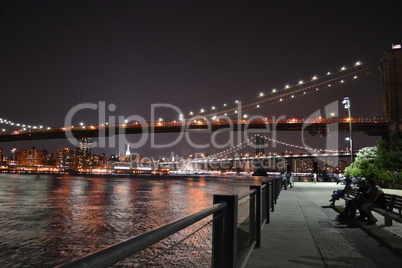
372,193,402,226
341,188,359,203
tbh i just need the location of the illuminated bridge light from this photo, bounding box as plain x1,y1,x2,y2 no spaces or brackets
341,80,344,83
341,66,346,71
327,72,331,75
312,76,318,80
354,75,358,79
189,111,193,115
211,106,215,110
223,103,227,107
259,92,264,97
235,100,239,104
298,80,303,84
291,95,295,98
200,108,204,113
279,98,283,101
285,85,290,89
256,104,260,108
355,61,361,66
303,92,306,94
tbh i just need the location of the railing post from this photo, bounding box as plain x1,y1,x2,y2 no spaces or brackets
276,177,281,198
213,195,238,268
250,185,261,248
271,179,276,211
262,181,271,223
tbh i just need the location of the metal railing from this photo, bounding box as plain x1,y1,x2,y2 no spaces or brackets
60,178,281,268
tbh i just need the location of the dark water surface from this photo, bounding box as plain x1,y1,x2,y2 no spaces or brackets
0,173,267,267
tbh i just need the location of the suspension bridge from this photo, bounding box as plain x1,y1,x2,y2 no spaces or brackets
0,49,400,144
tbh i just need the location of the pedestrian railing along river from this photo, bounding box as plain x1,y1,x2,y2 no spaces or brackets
60,178,282,268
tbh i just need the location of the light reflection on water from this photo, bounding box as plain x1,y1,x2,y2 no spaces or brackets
0,174,267,267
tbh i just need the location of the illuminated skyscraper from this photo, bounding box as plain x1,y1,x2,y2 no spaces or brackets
76,138,92,157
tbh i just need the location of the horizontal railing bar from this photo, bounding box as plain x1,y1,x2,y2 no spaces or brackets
61,201,228,268
238,189,256,200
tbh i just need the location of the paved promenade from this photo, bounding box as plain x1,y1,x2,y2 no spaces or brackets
246,182,402,267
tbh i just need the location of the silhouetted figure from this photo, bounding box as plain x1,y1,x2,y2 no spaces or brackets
280,172,287,190
358,179,386,225
312,173,317,183
339,179,369,219
287,172,294,189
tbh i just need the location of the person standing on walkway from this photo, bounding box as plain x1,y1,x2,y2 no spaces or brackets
280,172,288,190
287,172,294,189
313,172,317,183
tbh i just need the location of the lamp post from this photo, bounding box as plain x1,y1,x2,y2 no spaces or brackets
342,96,354,163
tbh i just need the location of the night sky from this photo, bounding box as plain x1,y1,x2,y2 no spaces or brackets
1,0,401,158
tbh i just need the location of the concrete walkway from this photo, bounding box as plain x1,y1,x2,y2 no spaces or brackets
246,182,402,267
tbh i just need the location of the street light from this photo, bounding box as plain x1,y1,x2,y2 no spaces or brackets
342,96,353,163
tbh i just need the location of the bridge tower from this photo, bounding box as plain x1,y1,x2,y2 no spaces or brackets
381,46,402,137
255,135,265,154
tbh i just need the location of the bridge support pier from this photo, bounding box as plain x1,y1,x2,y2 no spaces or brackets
381,47,402,142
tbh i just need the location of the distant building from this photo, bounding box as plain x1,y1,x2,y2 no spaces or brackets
56,148,75,167
76,138,92,157
294,159,313,173
17,148,50,166
10,148,17,160
338,160,347,172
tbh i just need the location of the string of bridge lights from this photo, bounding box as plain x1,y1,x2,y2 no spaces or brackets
210,134,340,159
185,60,374,119
212,137,255,158
0,118,51,132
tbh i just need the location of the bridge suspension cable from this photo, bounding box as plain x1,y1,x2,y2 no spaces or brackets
0,117,51,132
0,58,381,132
209,134,344,159
186,59,380,119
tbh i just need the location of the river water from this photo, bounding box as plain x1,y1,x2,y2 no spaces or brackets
0,173,268,267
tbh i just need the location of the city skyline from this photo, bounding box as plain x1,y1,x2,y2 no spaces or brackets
1,1,401,157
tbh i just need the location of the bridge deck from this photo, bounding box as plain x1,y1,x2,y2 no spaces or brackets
0,118,388,142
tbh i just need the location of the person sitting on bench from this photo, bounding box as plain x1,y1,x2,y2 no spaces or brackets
358,179,386,225
339,179,369,219
329,178,353,206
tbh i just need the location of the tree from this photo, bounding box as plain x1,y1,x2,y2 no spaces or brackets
344,133,402,188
